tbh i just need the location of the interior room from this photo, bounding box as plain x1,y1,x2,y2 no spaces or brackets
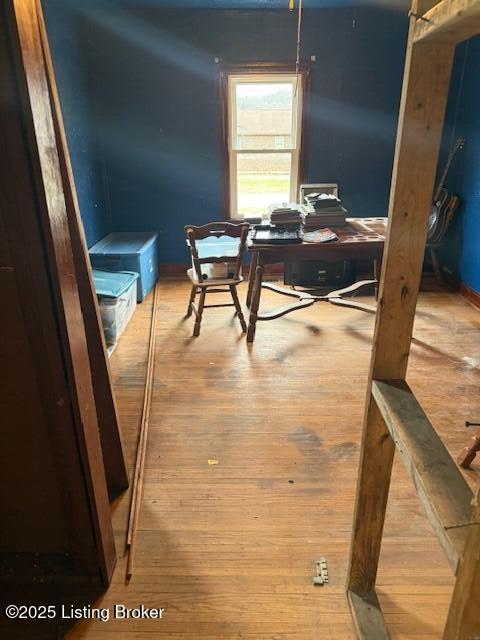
1,0,479,638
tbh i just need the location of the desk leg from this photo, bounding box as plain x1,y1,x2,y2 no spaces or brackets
246,252,258,309
247,263,264,343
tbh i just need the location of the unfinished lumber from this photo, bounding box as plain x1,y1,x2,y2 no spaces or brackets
444,494,480,639
347,0,480,636
414,0,480,45
372,380,475,573
367,53,455,379
348,591,390,640
347,1,455,598
347,398,395,595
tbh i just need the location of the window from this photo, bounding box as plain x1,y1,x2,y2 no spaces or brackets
227,73,303,219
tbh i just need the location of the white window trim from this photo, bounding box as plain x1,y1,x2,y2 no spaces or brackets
227,73,303,219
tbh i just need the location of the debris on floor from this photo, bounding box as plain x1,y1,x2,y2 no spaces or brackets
313,558,329,586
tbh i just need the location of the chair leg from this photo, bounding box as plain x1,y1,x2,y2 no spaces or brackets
193,289,206,337
186,285,197,318
230,285,247,332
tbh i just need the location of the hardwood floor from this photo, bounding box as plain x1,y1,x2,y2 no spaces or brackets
68,279,480,639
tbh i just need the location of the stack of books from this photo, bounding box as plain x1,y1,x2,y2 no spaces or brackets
269,203,306,227
303,193,347,230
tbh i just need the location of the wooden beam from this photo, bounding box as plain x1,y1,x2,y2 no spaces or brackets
416,0,441,12
443,488,480,638
348,591,390,640
347,5,455,600
414,0,480,45
370,42,455,381
35,0,128,500
347,398,395,594
372,380,476,574
10,0,116,583
0,2,101,581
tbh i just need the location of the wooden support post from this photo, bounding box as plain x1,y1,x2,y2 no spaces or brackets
414,0,480,45
367,49,455,381
347,398,395,595
348,590,391,640
444,497,480,639
346,0,455,628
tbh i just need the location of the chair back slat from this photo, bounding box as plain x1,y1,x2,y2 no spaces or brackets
185,222,249,281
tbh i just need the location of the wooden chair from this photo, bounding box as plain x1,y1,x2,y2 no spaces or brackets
184,222,249,337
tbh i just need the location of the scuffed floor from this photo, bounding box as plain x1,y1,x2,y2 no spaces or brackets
69,280,480,639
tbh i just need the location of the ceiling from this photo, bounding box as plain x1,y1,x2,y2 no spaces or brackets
110,0,398,7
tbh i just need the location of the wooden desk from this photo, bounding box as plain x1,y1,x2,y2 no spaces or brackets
246,217,387,342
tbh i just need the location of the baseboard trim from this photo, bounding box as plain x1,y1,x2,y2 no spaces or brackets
460,283,480,310
159,263,189,277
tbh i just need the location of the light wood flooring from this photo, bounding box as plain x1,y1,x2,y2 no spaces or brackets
68,278,480,639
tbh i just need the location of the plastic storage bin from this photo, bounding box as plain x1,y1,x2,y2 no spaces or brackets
93,269,138,345
89,232,158,302
194,236,240,280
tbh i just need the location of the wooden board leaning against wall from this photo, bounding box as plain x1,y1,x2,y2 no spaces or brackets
0,0,128,585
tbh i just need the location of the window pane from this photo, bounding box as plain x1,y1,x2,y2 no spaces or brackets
236,153,291,218
234,82,295,151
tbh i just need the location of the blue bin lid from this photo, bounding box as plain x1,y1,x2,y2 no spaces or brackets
89,232,158,255
93,269,139,298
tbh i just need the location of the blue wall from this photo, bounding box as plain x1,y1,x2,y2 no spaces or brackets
441,36,480,294
43,0,113,247
44,2,408,261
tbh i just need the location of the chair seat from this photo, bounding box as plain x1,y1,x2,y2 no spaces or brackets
187,268,243,287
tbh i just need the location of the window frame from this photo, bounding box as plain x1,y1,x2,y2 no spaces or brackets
219,64,309,221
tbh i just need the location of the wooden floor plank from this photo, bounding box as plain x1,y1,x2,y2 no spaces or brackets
61,280,480,639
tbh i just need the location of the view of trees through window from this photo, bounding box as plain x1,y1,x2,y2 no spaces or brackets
229,76,301,218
